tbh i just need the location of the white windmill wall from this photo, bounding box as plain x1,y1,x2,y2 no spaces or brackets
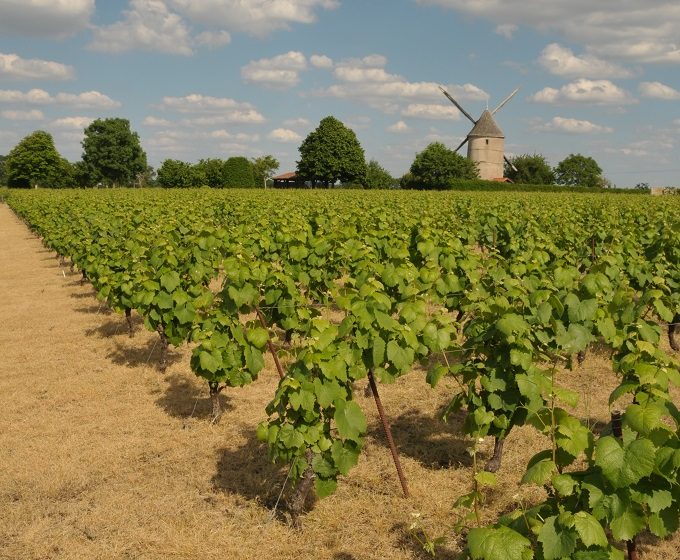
468,136,505,180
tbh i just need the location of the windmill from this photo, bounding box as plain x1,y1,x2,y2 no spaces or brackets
439,86,520,180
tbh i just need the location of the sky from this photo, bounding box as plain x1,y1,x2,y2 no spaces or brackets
1,1,680,187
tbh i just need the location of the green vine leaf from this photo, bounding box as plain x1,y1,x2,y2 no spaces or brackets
594,436,656,489
334,400,366,442
573,511,608,548
467,526,533,560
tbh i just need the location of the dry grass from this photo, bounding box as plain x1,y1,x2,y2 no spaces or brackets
0,204,678,560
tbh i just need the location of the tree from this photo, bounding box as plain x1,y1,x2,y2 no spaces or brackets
223,156,255,187
554,153,602,188
364,159,395,189
6,130,72,188
193,158,224,188
505,153,555,184
81,118,147,187
157,159,200,188
409,142,478,189
251,155,279,188
297,116,367,187
0,155,6,186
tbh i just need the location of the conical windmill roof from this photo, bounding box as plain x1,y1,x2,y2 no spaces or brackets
467,109,504,138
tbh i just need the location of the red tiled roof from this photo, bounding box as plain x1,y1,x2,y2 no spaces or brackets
272,172,297,180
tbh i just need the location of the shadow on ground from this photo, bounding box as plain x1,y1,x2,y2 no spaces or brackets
212,429,287,508
368,409,471,469
155,374,232,420
85,315,143,338
105,337,181,370
74,304,113,316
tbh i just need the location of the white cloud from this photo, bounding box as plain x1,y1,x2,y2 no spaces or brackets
538,44,632,78
169,0,339,37
639,81,680,100
143,116,173,126
495,24,517,39
283,117,311,128
310,54,333,68
0,53,75,81
193,30,231,48
241,51,307,88
89,0,194,56
334,66,400,83
0,88,120,108
181,114,265,125
530,79,635,105
155,94,264,123
50,116,94,129
55,91,122,109
0,0,94,38
387,120,410,133
0,109,44,121
402,103,460,120
316,55,488,114
148,128,259,144
607,146,650,158
534,116,613,134
268,128,302,143
416,1,680,64
0,88,52,104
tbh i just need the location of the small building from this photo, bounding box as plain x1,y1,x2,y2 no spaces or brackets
467,110,505,181
272,172,306,188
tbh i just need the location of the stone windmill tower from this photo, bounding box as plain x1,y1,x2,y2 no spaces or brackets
439,86,519,180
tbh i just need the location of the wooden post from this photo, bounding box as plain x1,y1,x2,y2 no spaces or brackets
255,305,285,380
368,369,410,498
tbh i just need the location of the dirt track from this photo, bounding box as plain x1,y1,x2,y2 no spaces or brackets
1,203,677,560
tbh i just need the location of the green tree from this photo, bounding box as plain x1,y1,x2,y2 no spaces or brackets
223,156,256,187
297,116,367,187
554,153,602,188
251,155,280,188
364,159,395,189
193,158,224,188
0,155,6,186
6,130,72,188
81,118,147,187
409,142,478,189
505,153,555,184
157,159,201,188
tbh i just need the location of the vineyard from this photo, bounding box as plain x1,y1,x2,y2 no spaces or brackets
1,188,679,560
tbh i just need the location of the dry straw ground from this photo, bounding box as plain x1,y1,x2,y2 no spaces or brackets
0,203,678,560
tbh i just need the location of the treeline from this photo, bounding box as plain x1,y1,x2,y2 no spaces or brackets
0,114,618,190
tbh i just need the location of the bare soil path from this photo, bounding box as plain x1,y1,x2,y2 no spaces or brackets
0,203,677,560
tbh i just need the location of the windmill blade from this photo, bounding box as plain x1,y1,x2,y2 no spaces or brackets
439,86,477,124
504,155,518,173
454,137,469,153
492,87,520,115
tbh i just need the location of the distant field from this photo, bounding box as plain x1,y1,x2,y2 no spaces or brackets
2,189,679,560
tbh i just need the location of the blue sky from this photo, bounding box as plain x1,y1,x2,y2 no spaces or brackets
1,0,680,187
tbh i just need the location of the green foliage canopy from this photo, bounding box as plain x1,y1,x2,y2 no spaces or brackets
6,130,72,188
193,158,224,188
81,118,147,187
223,156,255,188
0,155,7,186
408,142,478,189
555,153,603,188
251,155,280,188
364,159,395,189
297,116,367,187
505,153,555,185
157,159,203,188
